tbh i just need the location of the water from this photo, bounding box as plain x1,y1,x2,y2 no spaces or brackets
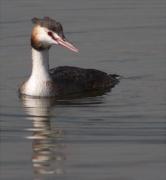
0,0,166,179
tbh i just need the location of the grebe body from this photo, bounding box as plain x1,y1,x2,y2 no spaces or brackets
19,17,119,97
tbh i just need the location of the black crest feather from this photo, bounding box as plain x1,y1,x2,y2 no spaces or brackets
32,16,65,39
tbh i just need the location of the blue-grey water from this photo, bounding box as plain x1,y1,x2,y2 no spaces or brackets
0,0,166,180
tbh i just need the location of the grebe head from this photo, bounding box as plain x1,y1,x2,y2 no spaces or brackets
31,17,78,52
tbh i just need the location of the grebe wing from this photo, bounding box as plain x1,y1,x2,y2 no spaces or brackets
49,66,119,94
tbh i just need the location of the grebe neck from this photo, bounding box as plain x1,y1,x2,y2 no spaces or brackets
20,48,54,97
31,48,51,81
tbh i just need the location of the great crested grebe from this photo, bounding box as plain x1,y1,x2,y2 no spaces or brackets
19,17,119,97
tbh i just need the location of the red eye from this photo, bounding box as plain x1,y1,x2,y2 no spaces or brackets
47,31,58,42
48,31,53,36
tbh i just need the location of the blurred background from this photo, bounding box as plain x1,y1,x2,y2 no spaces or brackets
0,0,166,180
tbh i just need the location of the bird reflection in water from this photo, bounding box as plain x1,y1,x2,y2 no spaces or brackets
20,96,65,178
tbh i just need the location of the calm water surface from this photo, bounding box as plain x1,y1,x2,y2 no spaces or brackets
0,0,166,180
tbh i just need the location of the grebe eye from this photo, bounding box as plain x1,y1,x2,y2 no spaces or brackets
48,31,53,36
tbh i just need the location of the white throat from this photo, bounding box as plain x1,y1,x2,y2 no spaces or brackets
31,48,51,80
23,48,54,96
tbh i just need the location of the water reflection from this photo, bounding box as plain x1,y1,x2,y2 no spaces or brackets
20,96,65,178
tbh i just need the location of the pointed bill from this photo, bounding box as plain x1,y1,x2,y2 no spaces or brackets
57,38,79,53
48,31,79,53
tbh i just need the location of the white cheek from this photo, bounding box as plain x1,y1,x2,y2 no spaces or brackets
49,38,58,45
36,27,59,45
40,33,58,45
